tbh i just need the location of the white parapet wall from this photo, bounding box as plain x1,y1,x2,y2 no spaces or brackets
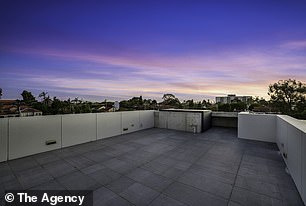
8,116,62,159
238,112,277,142
238,112,306,204
303,131,306,205
62,113,97,147
276,115,306,204
97,112,122,139
140,110,155,129
122,111,141,134
0,110,155,162
0,118,8,162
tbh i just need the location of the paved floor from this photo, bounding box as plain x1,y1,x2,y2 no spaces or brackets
0,127,304,206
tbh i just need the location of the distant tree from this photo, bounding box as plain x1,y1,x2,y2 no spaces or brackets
15,99,21,112
151,100,157,109
231,102,247,111
0,88,2,99
139,95,143,105
185,99,194,108
162,93,180,107
248,97,270,112
268,79,306,114
162,94,175,102
39,91,48,102
51,97,63,114
72,97,82,104
81,103,91,113
217,103,231,112
21,90,36,105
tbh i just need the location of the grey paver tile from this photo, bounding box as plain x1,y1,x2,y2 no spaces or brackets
42,159,77,178
120,182,159,206
87,167,121,185
93,186,132,206
83,149,113,163
178,171,232,199
9,157,39,173
102,196,133,206
235,175,282,200
0,128,303,206
189,164,236,185
164,182,228,206
0,178,22,197
149,194,187,206
80,163,105,175
103,158,137,174
230,187,284,206
57,171,100,191
278,187,305,206
106,176,136,194
30,179,66,191
0,163,13,178
63,155,95,169
16,166,54,189
33,152,61,165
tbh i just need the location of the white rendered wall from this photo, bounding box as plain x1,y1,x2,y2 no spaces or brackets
62,113,97,147
9,116,62,160
276,115,306,202
286,123,302,194
1,111,155,162
140,110,154,129
0,118,8,162
238,112,276,142
302,132,306,204
97,112,122,139
276,117,288,164
122,111,141,134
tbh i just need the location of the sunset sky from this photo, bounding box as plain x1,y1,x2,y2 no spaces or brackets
1,1,306,101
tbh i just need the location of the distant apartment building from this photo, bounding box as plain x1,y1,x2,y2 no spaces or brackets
216,94,252,104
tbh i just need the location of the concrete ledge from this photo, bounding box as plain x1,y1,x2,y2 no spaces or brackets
212,112,238,117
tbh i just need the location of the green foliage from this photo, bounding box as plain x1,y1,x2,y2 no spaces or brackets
119,96,156,110
16,82,305,119
268,79,306,118
216,102,247,112
21,90,36,105
161,94,181,108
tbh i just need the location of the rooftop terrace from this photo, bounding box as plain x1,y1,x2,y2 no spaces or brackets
0,127,304,206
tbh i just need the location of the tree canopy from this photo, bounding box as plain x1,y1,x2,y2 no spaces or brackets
21,90,36,105
162,93,181,107
268,79,306,118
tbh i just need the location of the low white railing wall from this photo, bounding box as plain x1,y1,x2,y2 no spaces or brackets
0,110,154,161
238,112,306,204
238,112,277,142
